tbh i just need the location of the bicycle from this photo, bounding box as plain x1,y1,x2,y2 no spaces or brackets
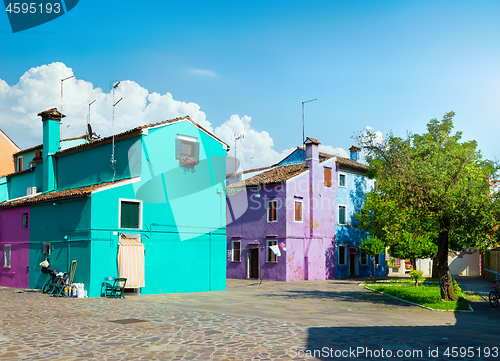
489,279,500,308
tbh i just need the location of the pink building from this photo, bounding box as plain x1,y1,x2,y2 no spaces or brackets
0,206,30,288
226,138,338,281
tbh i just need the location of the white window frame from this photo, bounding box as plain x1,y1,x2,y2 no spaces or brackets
231,240,241,262
22,213,28,228
338,204,347,225
338,172,346,188
3,244,11,268
17,156,23,172
294,200,303,223
266,240,278,263
178,134,198,157
267,200,278,223
42,243,51,255
118,198,143,230
338,245,347,266
360,250,368,265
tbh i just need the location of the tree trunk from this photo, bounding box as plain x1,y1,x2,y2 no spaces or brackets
437,217,456,301
410,257,417,271
373,256,376,282
432,258,439,278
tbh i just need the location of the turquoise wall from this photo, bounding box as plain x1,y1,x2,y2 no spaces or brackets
29,198,91,289
86,121,227,297
0,177,7,202
7,170,36,199
16,150,38,171
56,137,141,190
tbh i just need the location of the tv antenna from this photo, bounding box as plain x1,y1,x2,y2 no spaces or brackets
87,99,96,140
60,75,74,143
111,82,123,180
234,133,244,173
302,98,317,160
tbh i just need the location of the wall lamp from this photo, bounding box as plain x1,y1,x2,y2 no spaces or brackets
246,186,260,198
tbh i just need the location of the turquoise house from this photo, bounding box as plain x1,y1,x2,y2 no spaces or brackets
0,108,228,296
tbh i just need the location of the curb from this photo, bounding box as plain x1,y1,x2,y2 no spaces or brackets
359,283,474,313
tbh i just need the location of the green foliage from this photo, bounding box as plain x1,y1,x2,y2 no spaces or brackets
389,232,437,262
409,269,424,287
368,281,469,310
355,112,500,299
360,237,385,257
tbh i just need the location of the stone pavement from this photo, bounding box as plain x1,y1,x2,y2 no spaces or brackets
0,277,498,360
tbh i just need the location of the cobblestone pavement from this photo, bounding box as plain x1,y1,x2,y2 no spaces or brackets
0,278,498,360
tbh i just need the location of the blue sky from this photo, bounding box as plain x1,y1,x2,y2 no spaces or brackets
1,1,499,169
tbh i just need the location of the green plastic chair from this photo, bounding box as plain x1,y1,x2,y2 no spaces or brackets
103,277,115,298
111,278,127,299
51,275,69,298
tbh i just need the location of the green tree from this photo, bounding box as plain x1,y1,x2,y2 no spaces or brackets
360,237,385,282
356,112,500,300
389,232,437,271
356,193,438,270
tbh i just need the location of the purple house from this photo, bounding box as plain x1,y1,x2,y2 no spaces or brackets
226,138,338,281
0,206,30,288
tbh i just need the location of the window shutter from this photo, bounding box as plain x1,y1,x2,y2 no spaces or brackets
193,142,200,161
324,168,332,187
175,138,181,159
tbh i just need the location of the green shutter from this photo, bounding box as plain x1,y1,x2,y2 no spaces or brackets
175,138,181,159
193,141,200,161
121,201,140,229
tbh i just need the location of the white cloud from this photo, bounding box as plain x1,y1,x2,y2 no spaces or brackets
188,69,217,77
364,125,384,145
0,62,213,148
318,145,348,158
213,114,348,171
0,62,348,173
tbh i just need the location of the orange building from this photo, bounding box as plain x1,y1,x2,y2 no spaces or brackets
0,129,20,177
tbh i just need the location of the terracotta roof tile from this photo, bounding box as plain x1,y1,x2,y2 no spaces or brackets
226,165,276,179
228,163,308,188
56,116,229,156
305,137,320,145
297,146,367,170
0,179,129,209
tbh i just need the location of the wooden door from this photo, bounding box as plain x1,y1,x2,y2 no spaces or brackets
248,248,259,279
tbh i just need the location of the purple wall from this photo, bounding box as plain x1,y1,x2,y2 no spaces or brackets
0,207,30,288
226,142,338,281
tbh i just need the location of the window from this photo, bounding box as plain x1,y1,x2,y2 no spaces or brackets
338,245,346,265
338,205,347,225
267,200,277,222
175,135,200,162
339,173,346,188
232,241,241,262
42,243,51,255
3,245,11,268
22,213,29,228
294,201,302,222
360,250,368,265
324,167,332,187
375,253,381,265
120,200,142,229
267,240,277,262
17,156,22,172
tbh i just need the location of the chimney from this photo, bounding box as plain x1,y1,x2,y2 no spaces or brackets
349,145,361,162
38,108,64,192
305,137,320,238
305,137,320,168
